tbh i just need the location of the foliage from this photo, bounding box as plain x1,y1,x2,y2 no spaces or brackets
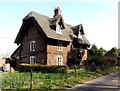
105,47,118,58
88,44,99,56
2,66,120,90
84,55,104,71
18,63,69,73
98,47,107,56
67,49,82,67
88,44,107,57
85,45,119,72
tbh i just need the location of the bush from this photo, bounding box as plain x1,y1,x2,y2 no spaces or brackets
18,63,69,73
83,55,104,71
84,55,119,72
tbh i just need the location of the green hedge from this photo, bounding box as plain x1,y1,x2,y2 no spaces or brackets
18,63,69,73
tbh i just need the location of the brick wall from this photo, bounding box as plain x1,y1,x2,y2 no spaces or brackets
47,41,70,65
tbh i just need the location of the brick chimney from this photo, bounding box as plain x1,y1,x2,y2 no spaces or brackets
54,7,61,17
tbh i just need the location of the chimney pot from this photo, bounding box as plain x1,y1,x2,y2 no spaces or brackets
54,7,61,16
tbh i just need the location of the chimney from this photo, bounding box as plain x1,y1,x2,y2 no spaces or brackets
54,7,61,17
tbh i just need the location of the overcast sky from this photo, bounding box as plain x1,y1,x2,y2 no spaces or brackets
0,0,119,57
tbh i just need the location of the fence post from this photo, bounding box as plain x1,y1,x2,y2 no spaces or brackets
30,70,33,90
74,64,77,76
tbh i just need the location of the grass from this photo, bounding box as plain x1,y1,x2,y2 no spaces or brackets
2,66,120,90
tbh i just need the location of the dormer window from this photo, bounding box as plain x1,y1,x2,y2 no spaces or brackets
56,24,62,34
78,30,82,39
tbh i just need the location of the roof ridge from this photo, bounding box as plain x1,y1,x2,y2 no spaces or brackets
23,11,50,20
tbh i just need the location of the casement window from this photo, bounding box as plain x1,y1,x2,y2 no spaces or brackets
57,56,62,65
30,56,36,64
56,24,62,34
30,41,35,51
57,41,62,51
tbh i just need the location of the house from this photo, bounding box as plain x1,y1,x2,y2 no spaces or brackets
0,58,5,71
11,7,90,69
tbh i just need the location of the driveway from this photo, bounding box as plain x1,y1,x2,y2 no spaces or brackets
70,71,120,91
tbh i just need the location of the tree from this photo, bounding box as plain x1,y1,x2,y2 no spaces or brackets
105,47,118,58
104,47,118,67
98,47,107,56
110,47,118,57
88,44,99,56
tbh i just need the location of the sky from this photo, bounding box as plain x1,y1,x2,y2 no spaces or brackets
0,0,119,57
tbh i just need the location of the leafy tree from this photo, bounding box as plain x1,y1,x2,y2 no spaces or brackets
98,47,107,56
110,47,118,57
105,47,118,58
67,49,82,66
84,55,104,71
88,44,99,56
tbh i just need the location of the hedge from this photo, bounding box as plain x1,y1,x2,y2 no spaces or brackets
18,63,69,73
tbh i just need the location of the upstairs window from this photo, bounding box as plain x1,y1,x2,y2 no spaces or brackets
30,41,35,51
57,56,62,65
57,41,62,51
78,30,82,39
56,24,62,34
30,56,36,64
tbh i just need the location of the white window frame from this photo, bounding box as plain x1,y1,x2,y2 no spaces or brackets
57,56,62,65
56,24,62,34
57,41,62,51
78,30,82,39
30,41,35,51
30,56,36,64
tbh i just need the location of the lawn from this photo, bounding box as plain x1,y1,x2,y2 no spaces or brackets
2,66,120,90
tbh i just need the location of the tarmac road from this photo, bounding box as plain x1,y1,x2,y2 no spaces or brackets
70,71,120,91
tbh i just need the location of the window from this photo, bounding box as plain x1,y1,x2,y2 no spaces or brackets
57,56,62,65
56,24,62,34
57,41,62,51
78,30,82,39
30,56,36,64
30,41,35,51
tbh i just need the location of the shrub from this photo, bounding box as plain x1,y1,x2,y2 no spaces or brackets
18,63,69,73
83,55,104,71
84,55,119,72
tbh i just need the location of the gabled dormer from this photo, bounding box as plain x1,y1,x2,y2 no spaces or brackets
72,24,84,38
71,24,90,48
49,7,65,34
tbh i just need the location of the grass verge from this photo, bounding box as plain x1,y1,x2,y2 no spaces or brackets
2,66,120,90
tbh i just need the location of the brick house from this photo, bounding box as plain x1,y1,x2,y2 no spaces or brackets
11,7,90,69
0,58,5,71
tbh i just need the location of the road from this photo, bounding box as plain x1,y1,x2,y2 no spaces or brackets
70,71,120,91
